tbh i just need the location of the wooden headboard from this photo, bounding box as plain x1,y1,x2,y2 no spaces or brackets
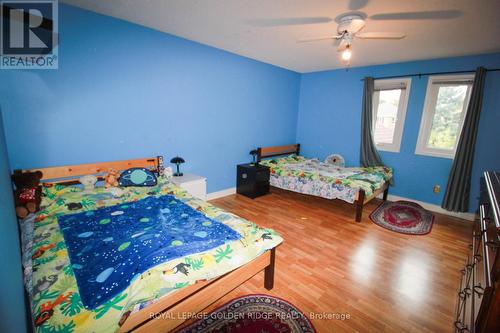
257,144,300,162
14,156,164,186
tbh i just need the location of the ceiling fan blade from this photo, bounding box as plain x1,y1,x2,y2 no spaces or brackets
370,10,461,20
356,32,406,39
298,36,341,43
337,39,348,51
349,0,369,10
247,17,332,27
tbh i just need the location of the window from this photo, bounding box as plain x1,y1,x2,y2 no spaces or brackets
372,78,411,152
415,74,473,158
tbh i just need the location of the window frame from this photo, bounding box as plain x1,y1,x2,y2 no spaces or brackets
415,74,474,159
372,77,412,153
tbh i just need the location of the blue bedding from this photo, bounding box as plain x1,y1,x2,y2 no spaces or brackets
58,194,241,308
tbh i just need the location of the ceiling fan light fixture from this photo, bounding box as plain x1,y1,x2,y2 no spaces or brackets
341,45,352,61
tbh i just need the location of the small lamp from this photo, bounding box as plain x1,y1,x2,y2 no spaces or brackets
170,156,185,177
249,149,258,165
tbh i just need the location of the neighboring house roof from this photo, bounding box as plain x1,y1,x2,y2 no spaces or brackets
374,124,395,144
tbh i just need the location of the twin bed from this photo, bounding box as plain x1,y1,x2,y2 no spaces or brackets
256,144,393,222
19,157,281,333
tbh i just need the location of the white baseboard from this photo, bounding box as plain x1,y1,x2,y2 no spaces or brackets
382,193,475,221
207,187,236,200
206,187,475,221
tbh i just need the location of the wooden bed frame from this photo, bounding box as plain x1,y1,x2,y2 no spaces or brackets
15,156,165,186
16,156,278,332
257,144,390,222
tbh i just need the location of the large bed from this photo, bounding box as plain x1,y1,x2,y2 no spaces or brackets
257,144,393,222
18,157,282,333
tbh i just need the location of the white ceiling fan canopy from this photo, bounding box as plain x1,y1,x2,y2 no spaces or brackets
337,14,366,34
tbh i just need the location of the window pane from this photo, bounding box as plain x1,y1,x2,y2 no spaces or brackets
374,89,402,145
427,85,468,150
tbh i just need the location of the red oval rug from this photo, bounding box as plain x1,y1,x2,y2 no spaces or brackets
176,294,316,333
370,201,434,235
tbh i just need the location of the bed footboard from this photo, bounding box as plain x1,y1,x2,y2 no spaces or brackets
355,189,365,222
354,181,390,222
120,247,278,332
383,186,389,201
264,247,276,289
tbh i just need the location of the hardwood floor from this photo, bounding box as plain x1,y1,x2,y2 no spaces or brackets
204,188,472,332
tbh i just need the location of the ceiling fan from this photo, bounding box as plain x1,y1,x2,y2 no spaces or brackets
247,0,461,63
298,13,406,62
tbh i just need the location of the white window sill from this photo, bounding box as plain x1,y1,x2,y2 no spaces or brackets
415,148,455,159
376,145,400,153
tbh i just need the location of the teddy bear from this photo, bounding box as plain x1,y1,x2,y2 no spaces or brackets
163,166,173,178
79,175,98,191
109,187,125,197
104,168,120,188
11,171,43,219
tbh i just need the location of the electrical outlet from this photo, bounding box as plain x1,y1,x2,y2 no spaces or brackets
433,185,441,193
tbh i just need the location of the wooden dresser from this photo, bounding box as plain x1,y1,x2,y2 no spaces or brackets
454,171,500,332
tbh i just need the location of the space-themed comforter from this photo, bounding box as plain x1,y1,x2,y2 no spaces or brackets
21,177,282,333
260,155,392,203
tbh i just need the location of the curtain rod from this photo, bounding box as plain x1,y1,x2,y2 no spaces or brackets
361,68,500,81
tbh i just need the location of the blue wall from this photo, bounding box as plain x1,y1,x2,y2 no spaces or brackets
0,4,301,193
0,110,27,333
297,53,500,211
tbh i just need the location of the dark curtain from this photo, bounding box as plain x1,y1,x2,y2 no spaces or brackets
360,77,384,167
442,67,487,212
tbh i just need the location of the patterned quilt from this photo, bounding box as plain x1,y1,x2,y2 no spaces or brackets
260,155,392,203
21,177,282,333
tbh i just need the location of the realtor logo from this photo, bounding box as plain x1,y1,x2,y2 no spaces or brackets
1,0,58,69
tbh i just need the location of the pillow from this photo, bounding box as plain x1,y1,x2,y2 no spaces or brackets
119,168,157,187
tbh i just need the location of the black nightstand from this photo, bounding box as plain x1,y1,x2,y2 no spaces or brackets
236,163,270,199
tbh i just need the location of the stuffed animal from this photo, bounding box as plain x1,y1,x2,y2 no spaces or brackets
79,175,98,191
109,187,125,197
325,154,345,167
11,171,43,219
163,166,173,179
104,168,120,188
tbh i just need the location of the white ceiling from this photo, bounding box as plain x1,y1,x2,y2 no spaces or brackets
63,0,500,73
